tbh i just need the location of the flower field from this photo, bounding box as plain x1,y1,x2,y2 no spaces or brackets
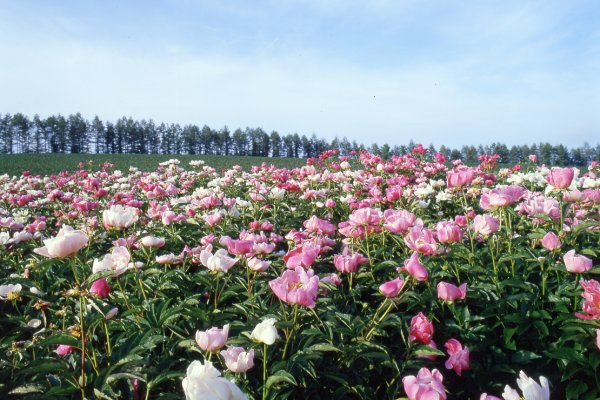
0,148,599,399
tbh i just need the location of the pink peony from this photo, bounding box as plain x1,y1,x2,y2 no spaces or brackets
444,338,470,376
576,279,600,320
546,167,575,189
378,277,405,298
56,344,75,356
409,312,434,344
404,226,438,255
447,169,474,188
401,252,429,281
303,215,336,236
269,267,320,308
90,278,110,299
435,221,463,244
403,368,447,400
541,232,561,251
437,282,467,301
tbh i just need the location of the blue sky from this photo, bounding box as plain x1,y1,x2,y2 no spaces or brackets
0,0,598,148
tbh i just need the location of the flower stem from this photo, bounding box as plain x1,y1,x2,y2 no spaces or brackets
262,343,268,400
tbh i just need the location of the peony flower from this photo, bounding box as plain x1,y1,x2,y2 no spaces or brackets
269,267,320,308
141,236,165,248
435,221,463,244
409,312,434,344
379,277,405,298
502,371,549,400
401,252,429,281
93,246,131,277
576,279,600,320
90,278,110,299
472,214,499,236
220,346,255,373
404,226,438,255
563,250,593,273
545,167,574,189
541,232,560,251
479,186,526,210
181,360,247,400
403,367,447,400
195,324,229,353
0,283,22,300
103,205,139,229
250,318,279,345
333,247,369,274
480,394,502,400
199,249,238,273
444,339,470,376
283,244,320,269
247,257,270,272
383,209,419,235
447,169,474,188
303,215,336,236
437,282,467,302
56,345,75,356
34,225,88,258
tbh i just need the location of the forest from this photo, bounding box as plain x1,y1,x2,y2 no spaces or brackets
0,112,597,166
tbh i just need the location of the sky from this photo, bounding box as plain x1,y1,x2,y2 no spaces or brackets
0,0,598,149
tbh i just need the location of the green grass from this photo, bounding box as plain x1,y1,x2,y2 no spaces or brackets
0,154,307,176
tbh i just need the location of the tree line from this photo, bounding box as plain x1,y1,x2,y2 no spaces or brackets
0,112,598,166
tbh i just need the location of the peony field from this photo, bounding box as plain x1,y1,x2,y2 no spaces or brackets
1,147,599,400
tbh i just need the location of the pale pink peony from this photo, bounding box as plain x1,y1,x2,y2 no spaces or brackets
195,324,229,353
220,346,255,373
563,249,592,273
34,225,88,259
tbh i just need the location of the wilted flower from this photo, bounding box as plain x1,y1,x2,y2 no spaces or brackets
250,318,279,345
34,225,88,258
181,360,247,400
220,346,255,373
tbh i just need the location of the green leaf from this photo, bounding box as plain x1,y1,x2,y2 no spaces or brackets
566,381,588,399
266,370,297,389
414,346,445,357
39,334,80,348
